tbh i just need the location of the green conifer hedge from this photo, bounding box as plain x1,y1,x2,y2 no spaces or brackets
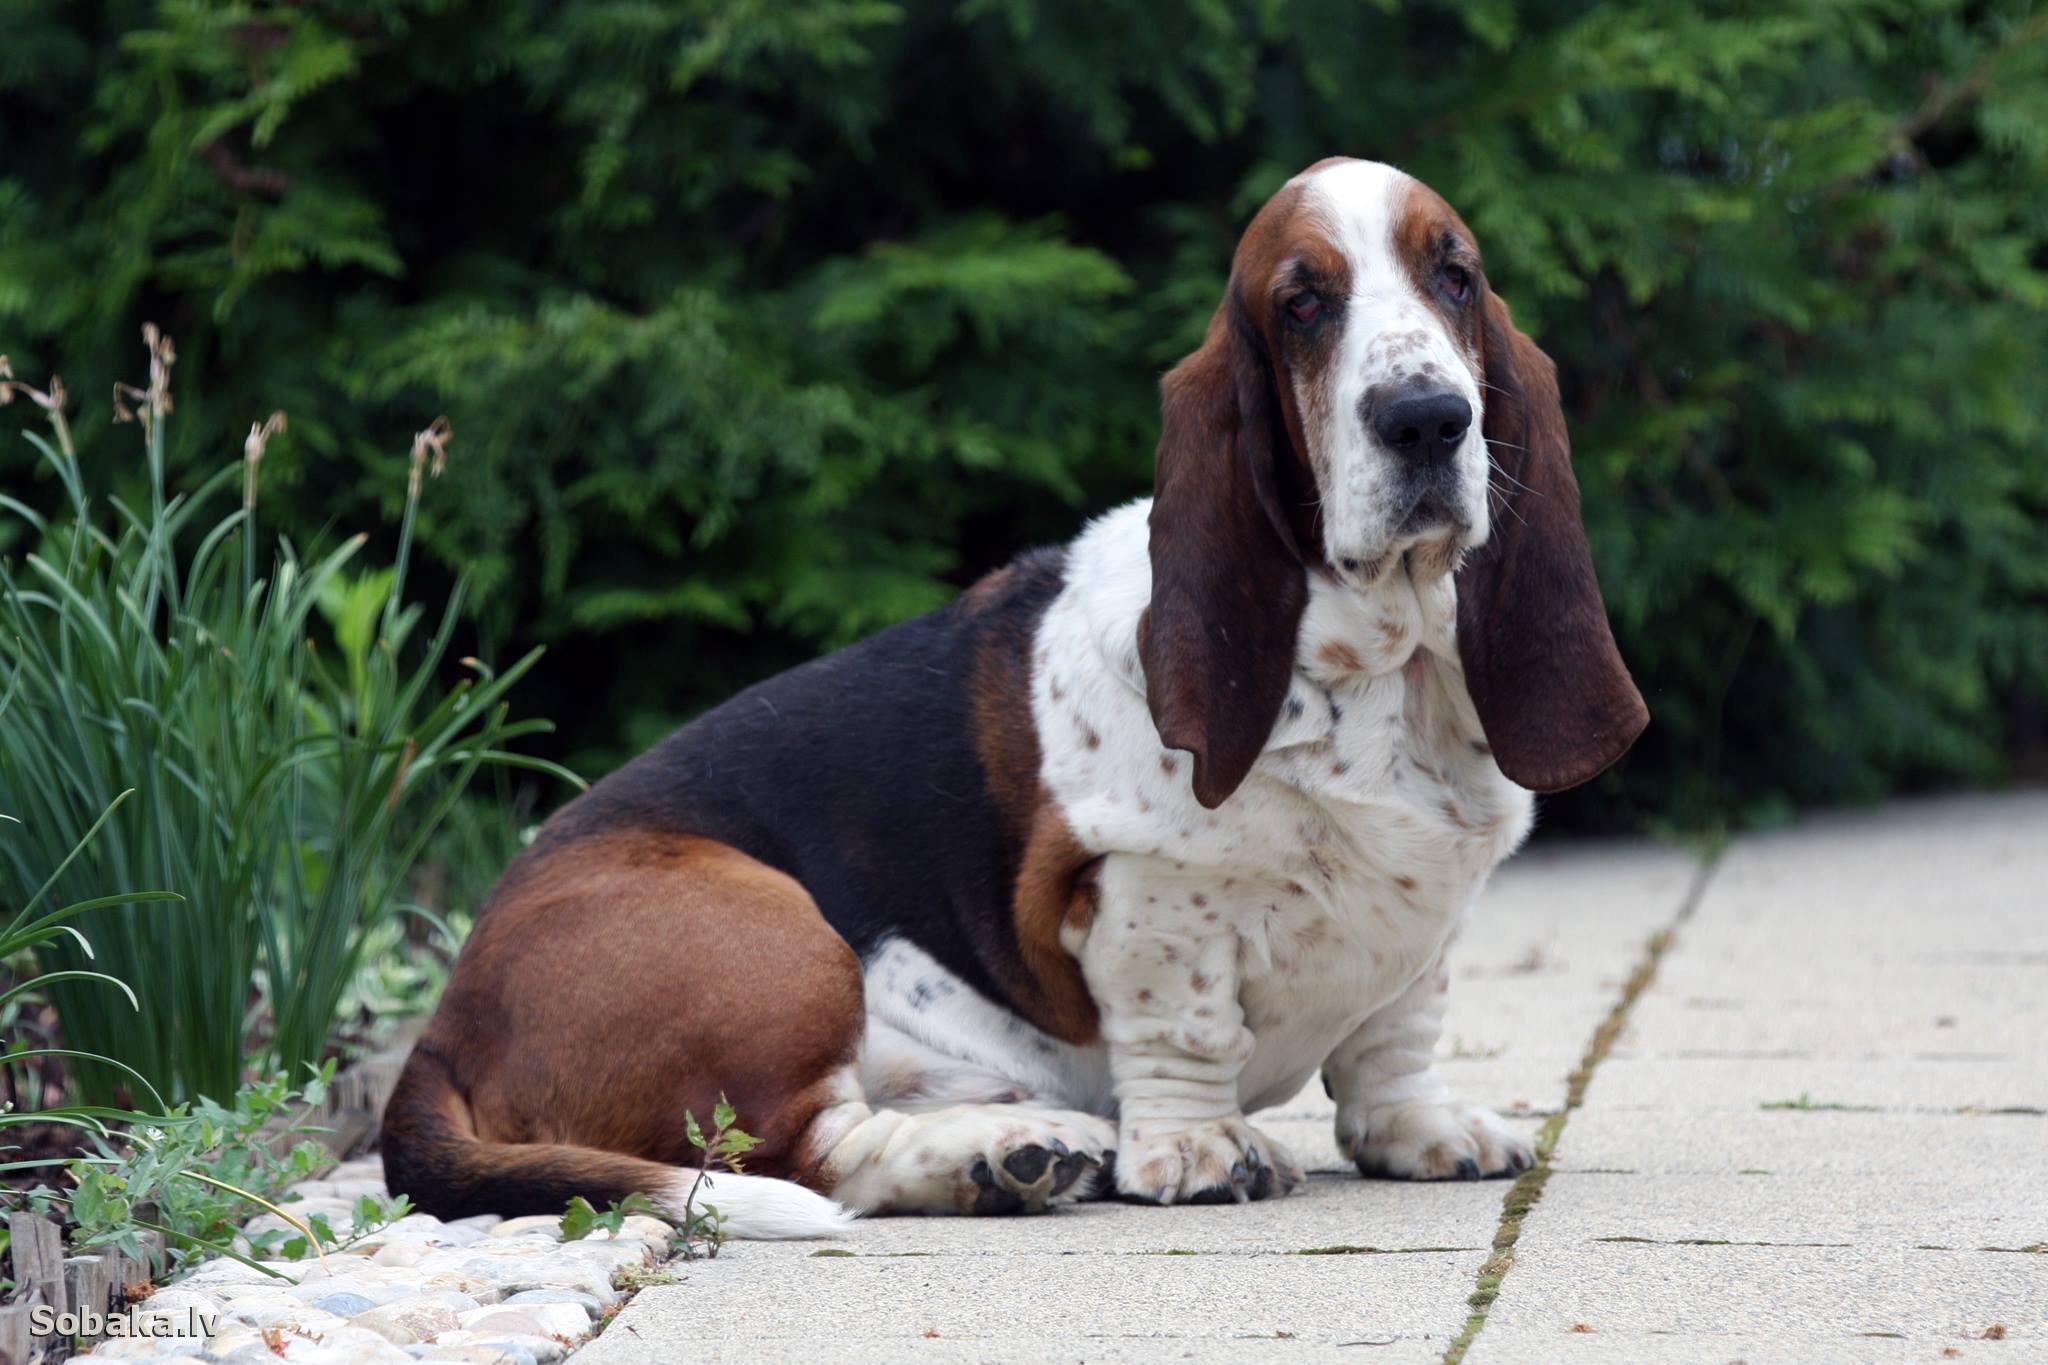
4,1,2044,830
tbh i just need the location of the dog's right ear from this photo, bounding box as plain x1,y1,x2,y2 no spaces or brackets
1140,304,1310,810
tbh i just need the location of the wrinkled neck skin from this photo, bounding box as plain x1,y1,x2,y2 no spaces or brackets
1261,540,1523,843
1055,501,1532,889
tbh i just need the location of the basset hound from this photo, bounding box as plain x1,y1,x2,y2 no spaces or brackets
382,156,1648,1235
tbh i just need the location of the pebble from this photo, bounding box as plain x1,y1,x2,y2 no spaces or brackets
501,1290,600,1319
421,1347,535,1365
486,1215,563,1240
356,1296,464,1341
429,1330,565,1363
74,1166,669,1365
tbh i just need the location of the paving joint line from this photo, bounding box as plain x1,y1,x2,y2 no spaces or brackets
1441,854,1720,1365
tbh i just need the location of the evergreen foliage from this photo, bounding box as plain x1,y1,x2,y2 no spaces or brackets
4,1,2044,829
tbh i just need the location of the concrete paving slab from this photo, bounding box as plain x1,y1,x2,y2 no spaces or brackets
1470,793,2048,1365
1583,1054,2048,1113
735,1170,1510,1261
576,1253,1482,1364
1520,1169,2047,1251
575,837,1699,1362
1466,1241,2045,1354
1466,1331,2013,1364
1623,993,2047,1061
1559,1063,2047,1181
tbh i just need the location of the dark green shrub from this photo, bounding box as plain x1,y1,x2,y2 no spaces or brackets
3,1,2043,830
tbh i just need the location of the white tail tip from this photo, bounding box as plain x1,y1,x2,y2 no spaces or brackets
662,1170,855,1240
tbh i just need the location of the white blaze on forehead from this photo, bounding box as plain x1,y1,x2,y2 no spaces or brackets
1290,158,1491,562
1298,159,1413,294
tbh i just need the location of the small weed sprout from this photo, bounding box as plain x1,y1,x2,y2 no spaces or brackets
680,1095,760,1260
558,1096,757,1264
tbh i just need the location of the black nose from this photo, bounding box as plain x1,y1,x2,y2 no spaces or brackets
1372,391,1472,463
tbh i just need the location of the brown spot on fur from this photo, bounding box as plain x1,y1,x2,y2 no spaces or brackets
1009,802,1105,1044
962,578,1104,1046
1318,640,1366,673
1191,973,1214,994
1394,874,1418,892
958,564,1017,611
1190,892,1208,908
1160,753,1178,775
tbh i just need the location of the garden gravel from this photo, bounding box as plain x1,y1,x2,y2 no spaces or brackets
72,1161,678,1365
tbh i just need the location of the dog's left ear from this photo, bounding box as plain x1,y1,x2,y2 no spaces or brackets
1458,292,1648,792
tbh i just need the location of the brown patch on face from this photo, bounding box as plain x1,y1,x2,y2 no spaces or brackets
1390,181,1486,368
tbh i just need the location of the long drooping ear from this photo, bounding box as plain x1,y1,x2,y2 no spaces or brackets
1457,293,1648,792
1140,304,1309,810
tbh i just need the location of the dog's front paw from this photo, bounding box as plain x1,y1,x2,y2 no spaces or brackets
1339,1101,1532,1181
1115,1116,1304,1205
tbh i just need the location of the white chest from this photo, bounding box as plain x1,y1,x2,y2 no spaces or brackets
1032,501,1533,1106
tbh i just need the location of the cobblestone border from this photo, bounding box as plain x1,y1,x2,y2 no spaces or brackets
64,1157,683,1365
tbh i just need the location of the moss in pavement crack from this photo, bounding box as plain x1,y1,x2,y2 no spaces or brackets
1440,859,1716,1365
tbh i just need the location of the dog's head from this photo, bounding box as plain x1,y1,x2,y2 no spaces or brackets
1140,157,1648,808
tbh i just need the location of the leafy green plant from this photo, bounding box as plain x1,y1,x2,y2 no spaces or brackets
678,1096,761,1260
13,1063,411,1278
557,1096,760,1261
0,329,577,1106
559,1192,661,1242
2,788,178,1150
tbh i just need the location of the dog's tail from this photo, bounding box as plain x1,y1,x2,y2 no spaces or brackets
379,1046,853,1241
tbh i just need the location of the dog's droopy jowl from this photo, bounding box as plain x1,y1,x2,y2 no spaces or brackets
381,157,1647,1235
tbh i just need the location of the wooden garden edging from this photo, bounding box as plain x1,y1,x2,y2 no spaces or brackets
0,1021,422,1365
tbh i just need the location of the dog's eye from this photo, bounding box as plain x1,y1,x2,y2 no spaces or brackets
1438,265,1471,302
1288,292,1323,325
